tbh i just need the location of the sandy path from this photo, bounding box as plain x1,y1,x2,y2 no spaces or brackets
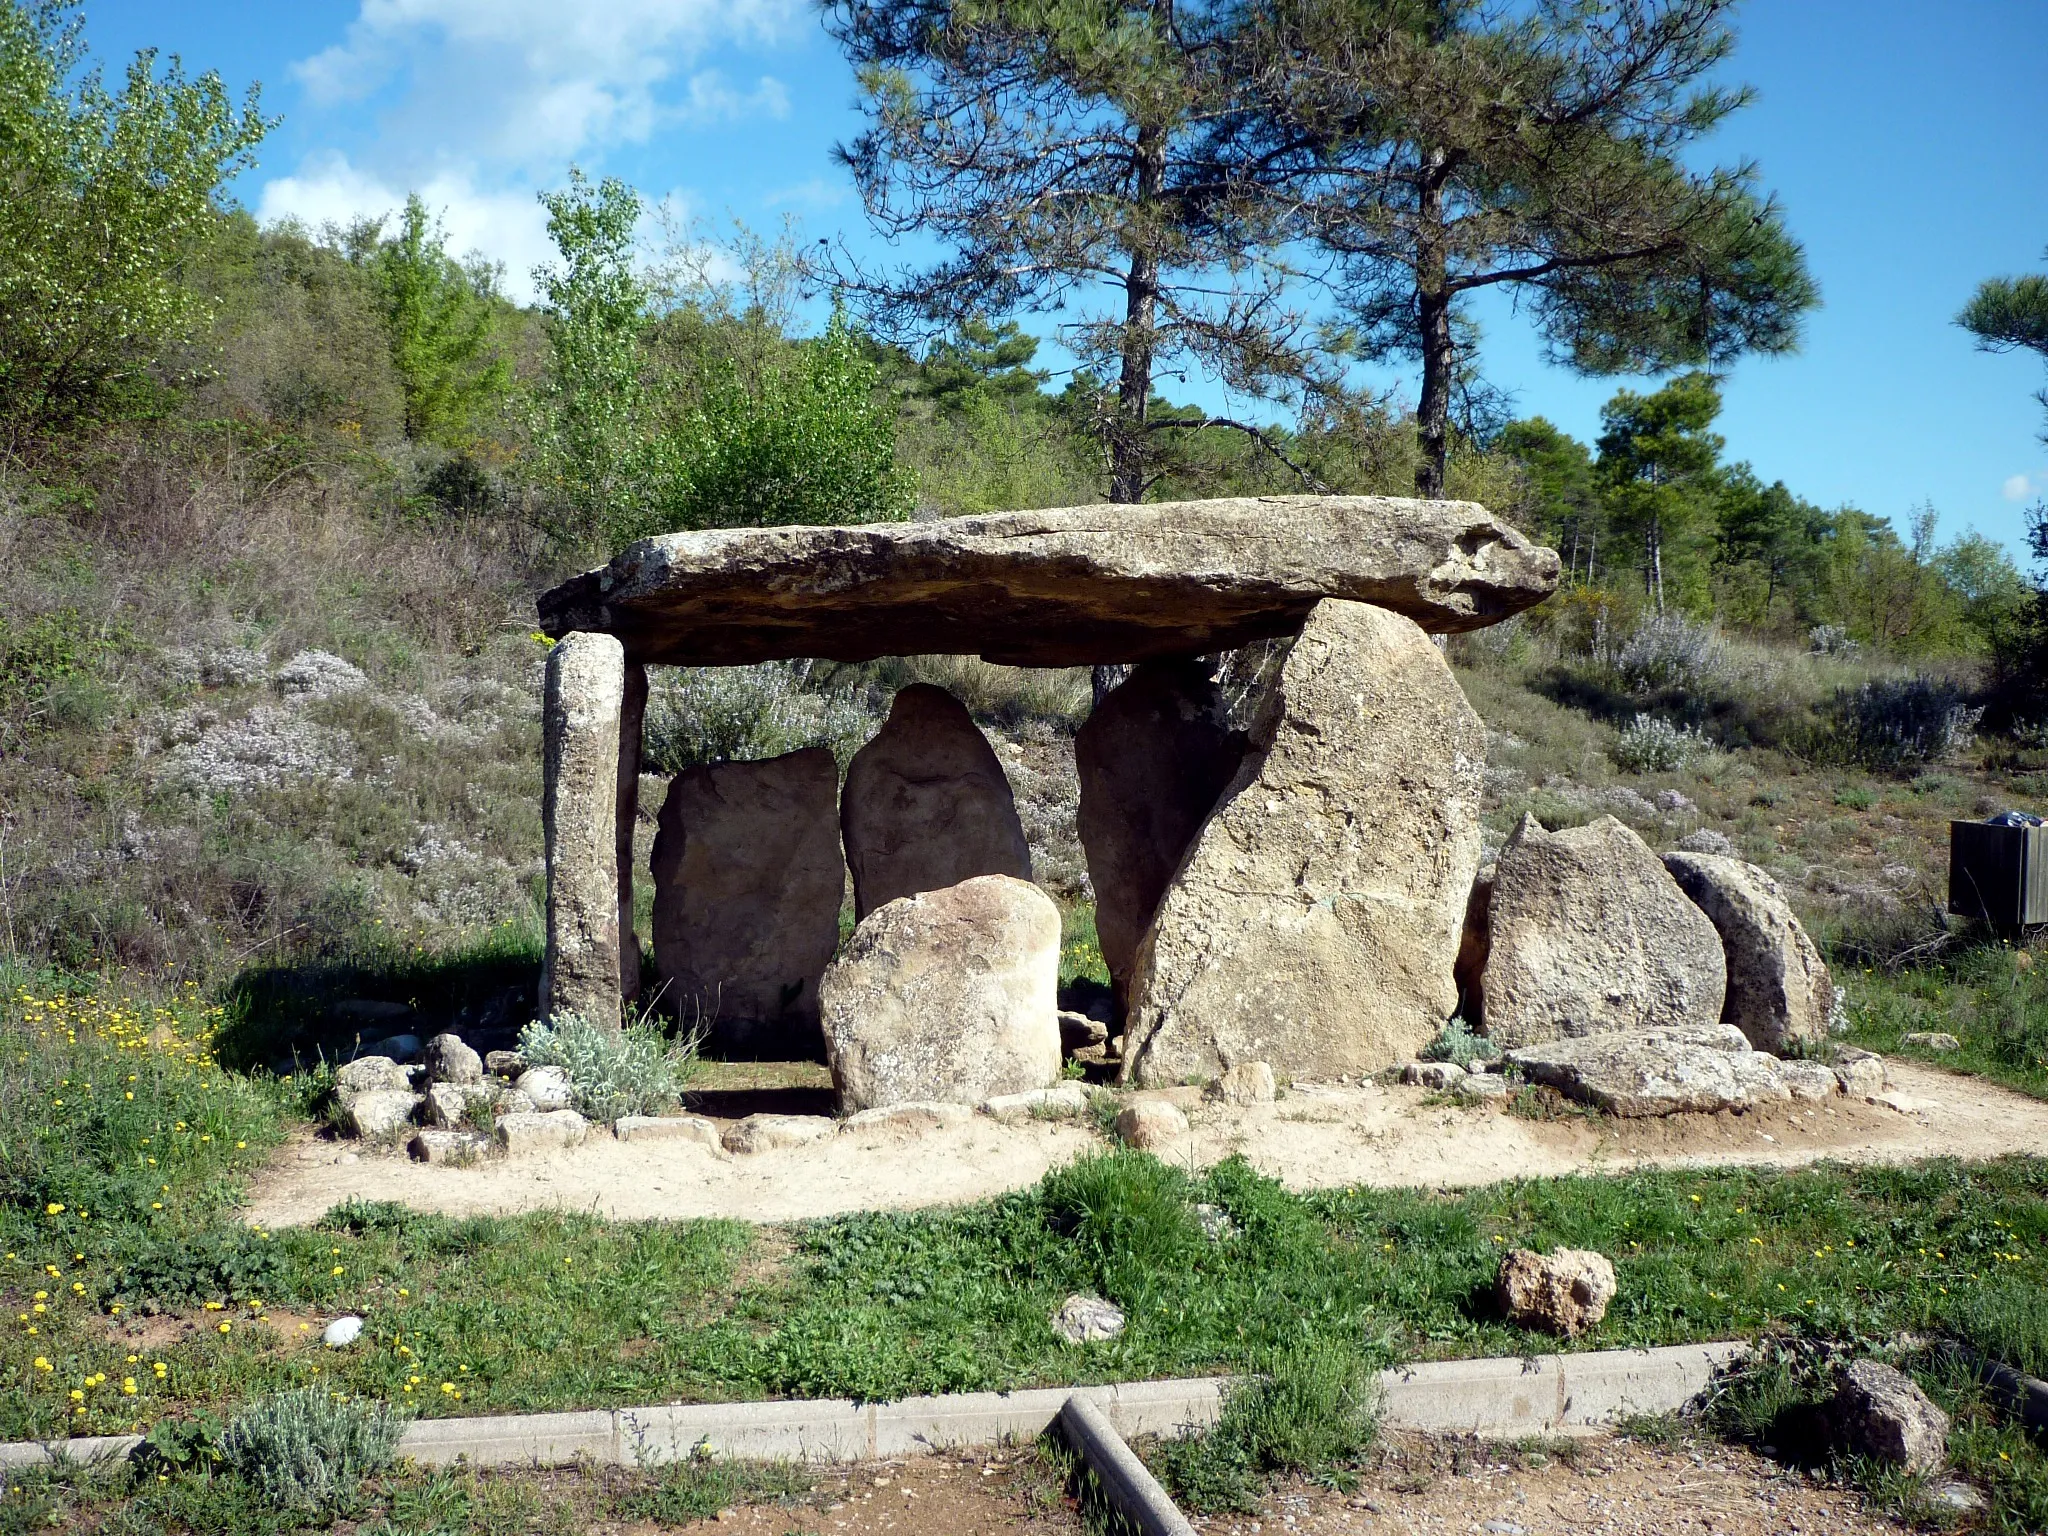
243,1061,2048,1230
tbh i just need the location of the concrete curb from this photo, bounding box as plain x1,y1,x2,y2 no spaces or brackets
1060,1391,1197,1536
0,1341,1743,1474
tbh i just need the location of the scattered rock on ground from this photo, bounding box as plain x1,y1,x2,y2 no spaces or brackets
839,1101,978,1137
1833,1359,1949,1473
1115,1099,1189,1150
423,1082,496,1130
1075,659,1248,1006
1194,1202,1237,1241
1505,1026,1790,1116
981,1084,1090,1120
721,1114,836,1155
1496,1247,1618,1337
1902,1031,1961,1052
1403,1061,1468,1090
515,1065,576,1111
1483,814,1727,1049
1832,1047,1887,1097
1455,1073,1509,1103
822,874,1061,1110
343,1089,422,1139
321,1315,364,1348
423,1032,484,1086
495,1109,589,1155
650,747,845,1053
484,1049,526,1079
1053,1293,1126,1344
840,685,1032,920
613,1114,724,1149
1217,1060,1277,1105
409,1128,491,1165
1662,852,1833,1054
1124,600,1485,1085
1779,1060,1843,1101
336,1057,410,1097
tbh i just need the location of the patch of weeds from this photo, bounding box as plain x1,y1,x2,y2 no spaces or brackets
1506,1083,1590,1121
1086,1088,1124,1140
1153,1343,1378,1513
603,1452,810,1524
1420,1019,1500,1071
1833,783,1878,810
518,1010,702,1123
1038,1431,1147,1536
1836,940,2048,1100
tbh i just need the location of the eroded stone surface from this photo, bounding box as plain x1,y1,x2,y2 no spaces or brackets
613,1114,724,1149
538,495,1561,666
1496,1248,1617,1337
1075,659,1248,1006
344,1089,420,1139
1115,1099,1189,1149
1833,1360,1949,1473
1505,1026,1791,1116
423,1033,483,1086
540,632,624,1028
1122,600,1485,1086
821,874,1061,1110
1216,1061,1277,1106
649,747,844,1052
840,686,1031,921
721,1113,835,1154
496,1109,589,1155
1663,852,1833,1054
1482,815,1726,1049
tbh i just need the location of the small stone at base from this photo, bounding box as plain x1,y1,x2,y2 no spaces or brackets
614,1114,724,1149
410,1128,491,1165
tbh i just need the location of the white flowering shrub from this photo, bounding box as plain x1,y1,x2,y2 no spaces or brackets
1612,613,1727,696
643,661,876,772
517,1011,700,1123
1613,713,1711,773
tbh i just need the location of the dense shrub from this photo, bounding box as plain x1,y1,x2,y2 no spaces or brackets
1419,1018,1499,1070
217,1387,406,1512
642,662,877,772
1815,676,1984,773
516,1010,700,1123
1612,712,1711,772
1157,1343,1379,1512
1611,612,1727,695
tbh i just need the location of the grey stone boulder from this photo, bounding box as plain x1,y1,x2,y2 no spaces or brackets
335,1056,410,1097
537,495,1561,668
821,874,1062,1111
1902,1030,1961,1052
495,1089,536,1117
649,747,845,1054
1662,852,1833,1054
1496,1248,1617,1337
423,1032,484,1086
1453,1072,1509,1103
343,1089,421,1139
423,1082,496,1131
1833,1359,1948,1473
1054,1293,1127,1344
1832,1047,1887,1098
539,631,624,1028
1216,1061,1277,1105
1115,1100,1189,1150
1779,1060,1843,1101
840,686,1031,921
1123,599,1486,1085
721,1114,835,1154
1505,1025,1791,1116
981,1084,1091,1121
1403,1061,1468,1090
409,1128,491,1165
1075,659,1247,1007
495,1109,589,1155
838,1101,977,1137
1482,815,1726,1049
484,1049,526,1079
613,1114,724,1149
515,1065,576,1111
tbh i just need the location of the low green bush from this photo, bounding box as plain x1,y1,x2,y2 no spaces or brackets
516,1010,701,1123
216,1386,407,1512
1156,1343,1379,1512
1420,1018,1499,1070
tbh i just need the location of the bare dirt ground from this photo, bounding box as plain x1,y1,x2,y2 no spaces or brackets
1183,1430,1911,1536
245,1059,2048,1230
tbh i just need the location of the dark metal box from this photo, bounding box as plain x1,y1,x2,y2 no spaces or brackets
1948,820,2048,928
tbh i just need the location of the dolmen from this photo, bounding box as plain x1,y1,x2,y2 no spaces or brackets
534,494,1570,1100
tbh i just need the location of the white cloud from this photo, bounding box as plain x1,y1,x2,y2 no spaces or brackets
763,175,849,210
258,156,559,303
293,0,799,172
2003,472,2036,501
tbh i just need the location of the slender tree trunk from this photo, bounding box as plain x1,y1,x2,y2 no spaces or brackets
1649,513,1665,612
1413,153,1452,500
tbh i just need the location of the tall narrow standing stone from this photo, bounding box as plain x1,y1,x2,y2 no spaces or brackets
540,632,624,1029
840,684,1032,920
616,660,647,1003
649,747,845,1055
1075,660,1248,1010
1122,599,1486,1085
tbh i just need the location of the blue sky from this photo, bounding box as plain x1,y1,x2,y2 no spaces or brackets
81,0,2048,557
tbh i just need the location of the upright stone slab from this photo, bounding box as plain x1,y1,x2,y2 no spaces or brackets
840,684,1032,920
1481,814,1725,1050
1662,851,1834,1054
1076,660,1249,1010
615,660,647,1003
649,747,845,1054
821,874,1062,1110
1121,599,1486,1086
539,632,624,1029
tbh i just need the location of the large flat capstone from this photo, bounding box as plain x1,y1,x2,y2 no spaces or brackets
536,496,1559,666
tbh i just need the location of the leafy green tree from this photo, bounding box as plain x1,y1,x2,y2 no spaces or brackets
0,0,270,448
1595,372,1724,611
1958,252,2048,444
1228,0,1818,497
362,194,509,446
820,0,1336,505
527,171,650,540
1497,417,1602,582
1713,469,1829,630
644,314,914,534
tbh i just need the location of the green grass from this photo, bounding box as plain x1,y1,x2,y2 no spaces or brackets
1059,900,1109,988
1838,939,2048,1102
